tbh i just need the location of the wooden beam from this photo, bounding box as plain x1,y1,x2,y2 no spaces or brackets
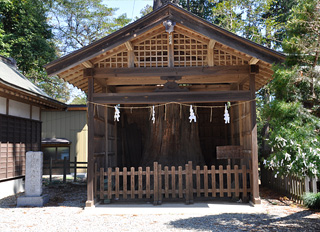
249,57,259,65
115,84,231,93
168,34,174,67
93,90,251,104
125,41,133,51
82,60,94,68
106,74,247,86
208,39,216,66
94,65,250,78
125,41,135,68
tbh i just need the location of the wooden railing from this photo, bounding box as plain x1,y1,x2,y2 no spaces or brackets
263,169,319,203
95,161,252,204
43,157,88,183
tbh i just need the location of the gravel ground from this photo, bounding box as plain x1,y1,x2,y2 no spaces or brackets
0,179,319,232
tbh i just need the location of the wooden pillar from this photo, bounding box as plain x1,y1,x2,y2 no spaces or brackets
104,107,109,169
250,72,261,204
86,72,95,207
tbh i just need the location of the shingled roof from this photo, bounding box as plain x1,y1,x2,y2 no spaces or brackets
0,56,66,109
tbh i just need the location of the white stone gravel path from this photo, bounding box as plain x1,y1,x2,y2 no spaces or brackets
0,182,319,232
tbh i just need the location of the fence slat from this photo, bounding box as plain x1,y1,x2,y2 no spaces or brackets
242,165,247,198
234,165,239,198
185,163,190,204
158,164,162,204
153,162,158,205
123,167,127,199
219,165,223,197
107,167,112,200
178,166,183,198
94,161,255,204
227,165,231,197
189,161,193,203
100,167,104,200
312,178,317,193
146,167,150,198
204,166,208,197
165,166,169,198
131,167,135,199
171,166,176,198
196,165,201,197
115,167,120,199
138,167,143,199
211,165,216,197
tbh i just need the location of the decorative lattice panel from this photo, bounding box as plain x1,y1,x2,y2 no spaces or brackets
213,49,248,66
173,33,208,67
134,33,169,68
97,51,128,68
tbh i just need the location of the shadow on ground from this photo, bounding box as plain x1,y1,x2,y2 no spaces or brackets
168,210,320,232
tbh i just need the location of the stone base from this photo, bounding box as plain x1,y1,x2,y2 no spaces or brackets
17,194,49,207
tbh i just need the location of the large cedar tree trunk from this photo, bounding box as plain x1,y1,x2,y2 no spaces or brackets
140,104,205,167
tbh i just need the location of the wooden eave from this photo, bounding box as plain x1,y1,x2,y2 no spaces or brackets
0,80,66,110
45,3,285,94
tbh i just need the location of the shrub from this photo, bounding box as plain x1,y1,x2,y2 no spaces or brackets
303,192,320,209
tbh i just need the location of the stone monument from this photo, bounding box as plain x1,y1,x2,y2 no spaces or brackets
17,151,49,207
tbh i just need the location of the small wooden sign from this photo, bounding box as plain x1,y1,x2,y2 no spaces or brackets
216,146,243,159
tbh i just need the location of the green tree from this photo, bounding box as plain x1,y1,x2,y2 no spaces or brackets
180,0,215,20
0,0,71,102
47,0,131,55
70,94,87,105
262,0,320,178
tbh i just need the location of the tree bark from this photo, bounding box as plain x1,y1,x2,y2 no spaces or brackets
140,104,205,167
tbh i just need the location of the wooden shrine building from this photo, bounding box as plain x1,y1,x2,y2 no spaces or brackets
45,3,285,207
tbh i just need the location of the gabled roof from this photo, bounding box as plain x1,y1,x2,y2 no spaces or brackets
0,56,66,109
45,3,285,92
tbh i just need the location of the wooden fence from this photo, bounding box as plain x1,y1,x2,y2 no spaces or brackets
95,161,252,204
263,169,319,203
43,157,88,183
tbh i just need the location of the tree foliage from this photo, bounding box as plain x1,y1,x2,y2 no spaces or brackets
210,0,295,50
180,0,215,20
0,0,71,102
46,0,131,55
262,66,320,177
262,0,320,178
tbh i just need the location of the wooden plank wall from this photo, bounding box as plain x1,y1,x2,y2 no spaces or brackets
0,114,41,180
230,102,252,161
93,105,117,169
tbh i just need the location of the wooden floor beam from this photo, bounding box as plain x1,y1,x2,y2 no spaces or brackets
93,90,251,104
92,65,251,79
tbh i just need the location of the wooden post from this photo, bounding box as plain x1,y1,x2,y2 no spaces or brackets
158,164,162,204
153,162,158,205
189,161,193,204
104,107,109,169
63,157,67,183
86,73,95,207
185,163,190,204
100,167,104,200
74,156,77,182
49,156,52,183
312,177,317,193
249,72,261,204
